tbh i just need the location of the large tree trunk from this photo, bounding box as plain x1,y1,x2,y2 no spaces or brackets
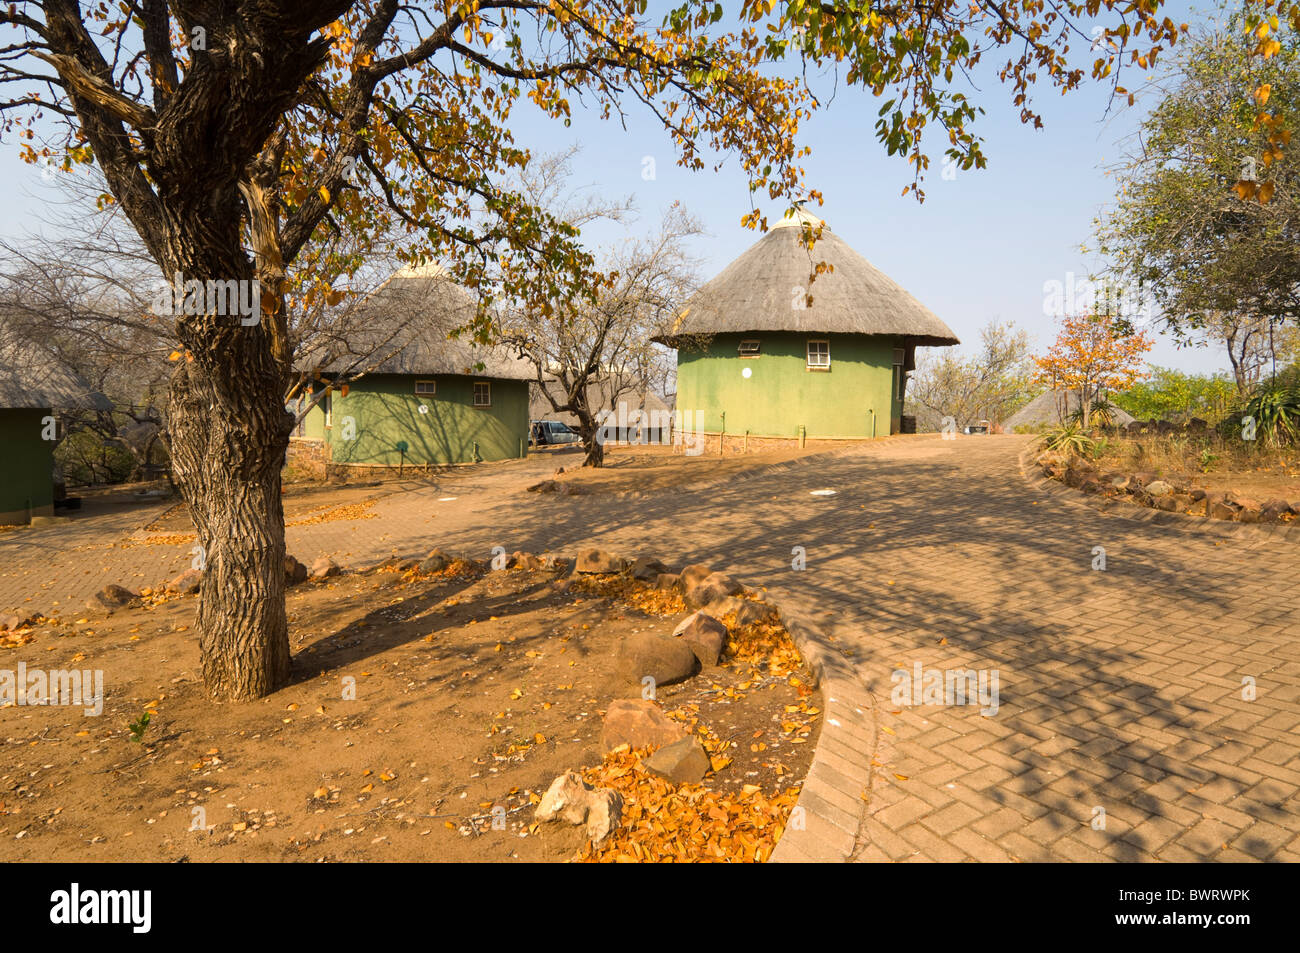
582,429,606,468
155,138,298,700
169,355,293,699
573,406,605,468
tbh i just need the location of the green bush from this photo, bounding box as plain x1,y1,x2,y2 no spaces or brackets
1113,367,1237,422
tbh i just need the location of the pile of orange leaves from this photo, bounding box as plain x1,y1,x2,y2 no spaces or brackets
286,500,378,527
577,744,802,863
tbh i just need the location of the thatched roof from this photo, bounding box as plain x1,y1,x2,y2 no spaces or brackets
1003,389,1136,430
298,263,534,381
657,211,959,347
0,323,112,411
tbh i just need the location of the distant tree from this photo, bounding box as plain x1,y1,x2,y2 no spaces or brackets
907,321,1036,431
1034,313,1153,428
1097,3,1300,386
1111,366,1239,422
508,201,702,468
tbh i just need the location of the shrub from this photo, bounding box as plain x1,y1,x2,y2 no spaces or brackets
1067,398,1119,429
1241,381,1300,448
1041,424,1097,457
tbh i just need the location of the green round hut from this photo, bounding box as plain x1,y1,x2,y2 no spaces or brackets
657,210,959,441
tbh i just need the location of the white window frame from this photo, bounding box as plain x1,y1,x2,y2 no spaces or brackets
473,381,491,407
738,339,761,358
414,379,437,395
806,339,830,370
893,347,908,400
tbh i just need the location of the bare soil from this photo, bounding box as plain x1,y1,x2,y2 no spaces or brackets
1094,436,1300,503
537,443,835,495
0,561,817,862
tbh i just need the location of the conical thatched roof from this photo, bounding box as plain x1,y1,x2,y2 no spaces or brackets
1003,389,1136,430
298,264,534,380
0,322,112,411
656,212,959,347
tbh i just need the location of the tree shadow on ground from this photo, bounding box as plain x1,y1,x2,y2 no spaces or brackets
382,437,1295,859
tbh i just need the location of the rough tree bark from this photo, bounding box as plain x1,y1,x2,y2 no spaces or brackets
168,335,294,698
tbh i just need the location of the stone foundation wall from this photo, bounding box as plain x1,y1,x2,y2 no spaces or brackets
285,438,328,481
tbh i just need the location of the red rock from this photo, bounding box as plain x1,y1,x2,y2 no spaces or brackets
644,735,711,784
672,611,728,666
600,699,689,751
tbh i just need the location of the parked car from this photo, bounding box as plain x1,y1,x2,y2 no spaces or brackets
530,419,582,446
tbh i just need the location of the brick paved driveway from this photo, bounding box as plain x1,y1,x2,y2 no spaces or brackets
3,435,1297,861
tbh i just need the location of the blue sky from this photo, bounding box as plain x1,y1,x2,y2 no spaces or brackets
0,1,1228,374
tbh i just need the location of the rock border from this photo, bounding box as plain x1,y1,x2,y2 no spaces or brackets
1017,442,1300,541
106,542,879,863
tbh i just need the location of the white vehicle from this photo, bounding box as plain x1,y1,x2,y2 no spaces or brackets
530,419,582,446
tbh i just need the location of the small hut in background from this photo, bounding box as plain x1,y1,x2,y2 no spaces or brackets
655,209,958,443
1002,389,1136,432
0,325,110,524
293,264,533,469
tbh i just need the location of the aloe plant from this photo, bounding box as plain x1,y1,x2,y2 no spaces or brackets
1242,382,1300,448
1041,425,1097,457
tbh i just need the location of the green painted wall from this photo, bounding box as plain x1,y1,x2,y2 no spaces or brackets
675,332,905,438
0,409,55,524
299,395,328,441
299,374,528,466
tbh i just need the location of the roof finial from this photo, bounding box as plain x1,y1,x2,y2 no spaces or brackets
771,203,827,230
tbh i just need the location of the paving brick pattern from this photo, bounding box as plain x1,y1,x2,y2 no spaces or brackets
2,435,1296,861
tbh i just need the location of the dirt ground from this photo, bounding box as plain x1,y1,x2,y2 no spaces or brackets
69,443,838,539
139,481,396,537
1186,462,1300,503
1094,438,1300,503
534,442,840,495
0,559,818,862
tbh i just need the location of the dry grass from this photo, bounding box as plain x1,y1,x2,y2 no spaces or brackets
1091,434,1300,500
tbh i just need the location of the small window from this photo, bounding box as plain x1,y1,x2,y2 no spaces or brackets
738,339,761,357
807,339,830,370
473,382,491,407
322,391,332,428
415,380,436,395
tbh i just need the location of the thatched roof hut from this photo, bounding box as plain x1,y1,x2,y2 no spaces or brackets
0,323,111,411
656,209,958,441
656,209,959,347
291,264,533,468
298,263,533,381
1003,389,1136,430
